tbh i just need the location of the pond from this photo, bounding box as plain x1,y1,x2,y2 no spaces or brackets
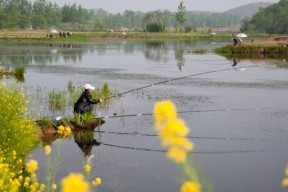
1,39,288,192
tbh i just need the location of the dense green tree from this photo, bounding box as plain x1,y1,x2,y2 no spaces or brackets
241,0,288,34
142,10,169,32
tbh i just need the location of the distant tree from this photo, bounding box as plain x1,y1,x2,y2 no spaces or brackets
142,10,169,32
175,1,186,32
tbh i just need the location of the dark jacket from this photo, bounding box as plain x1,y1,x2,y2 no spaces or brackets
74,90,100,114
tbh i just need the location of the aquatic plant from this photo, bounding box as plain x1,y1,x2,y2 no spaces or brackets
153,100,211,192
13,66,25,82
0,66,25,81
67,113,95,126
192,49,208,54
68,80,75,92
101,83,111,98
48,89,67,111
36,117,54,126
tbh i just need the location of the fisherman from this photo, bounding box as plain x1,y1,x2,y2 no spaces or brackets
73,84,104,115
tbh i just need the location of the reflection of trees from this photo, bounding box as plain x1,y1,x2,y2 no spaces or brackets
174,41,185,71
143,41,168,62
0,43,88,67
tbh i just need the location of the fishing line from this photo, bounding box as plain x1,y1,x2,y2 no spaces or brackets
94,129,282,142
94,106,287,141
99,106,281,119
94,130,257,141
100,142,272,154
104,65,259,101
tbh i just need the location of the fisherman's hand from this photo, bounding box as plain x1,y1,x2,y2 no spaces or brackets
99,98,104,103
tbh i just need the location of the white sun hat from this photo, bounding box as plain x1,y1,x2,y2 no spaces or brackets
84,84,95,90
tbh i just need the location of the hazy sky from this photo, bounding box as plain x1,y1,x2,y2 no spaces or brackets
49,0,279,13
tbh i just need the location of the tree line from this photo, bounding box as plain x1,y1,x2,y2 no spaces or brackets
241,0,288,34
0,0,240,31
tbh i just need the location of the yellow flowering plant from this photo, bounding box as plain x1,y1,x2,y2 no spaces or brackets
57,125,72,137
61,173,90,192
0,83,39,162
154,100,212,192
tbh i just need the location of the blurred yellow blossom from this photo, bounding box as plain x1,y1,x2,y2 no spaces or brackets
40,183,45,191
61,173,90,192
92,177,102,187
57,125,72,137
282,178,288,187
26,160,38,173
282,164,288,187
52,184,57,191
167,146,187,163
44,145,51,155
84,164,91,172
154,100,194,164
154,100,177,123
181,181,201,192
154,100,202,192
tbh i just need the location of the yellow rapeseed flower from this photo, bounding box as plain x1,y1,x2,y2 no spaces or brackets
162,118,189,137
52,184,57,191
57,126,72,137
154,100,177,123
92,177,102,187
167,146,187,164
181,181,201,192
84,164,91,172
40,184,45,191
26,160,38,173
61,173,90,192
44,145,51,156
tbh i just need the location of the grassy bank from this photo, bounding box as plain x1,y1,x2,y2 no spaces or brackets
215,44,288,56
0,29,233,42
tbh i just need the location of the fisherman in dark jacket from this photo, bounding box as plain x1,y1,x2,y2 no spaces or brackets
74,84,103,115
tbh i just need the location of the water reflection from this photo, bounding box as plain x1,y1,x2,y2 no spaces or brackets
232,58,240,67
175,41,186,71
1,41,287,72
143,41,168,62
74,130,101,161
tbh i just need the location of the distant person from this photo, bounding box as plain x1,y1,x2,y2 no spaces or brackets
73,84,104,115
233,36,239,46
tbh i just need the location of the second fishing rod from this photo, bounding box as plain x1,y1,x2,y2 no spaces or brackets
104,64,259,101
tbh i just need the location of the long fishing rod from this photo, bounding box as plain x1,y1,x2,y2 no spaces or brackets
98,106,279,119
104,65,259,101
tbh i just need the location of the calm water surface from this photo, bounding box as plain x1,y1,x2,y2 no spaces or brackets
1,40,288,192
